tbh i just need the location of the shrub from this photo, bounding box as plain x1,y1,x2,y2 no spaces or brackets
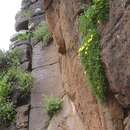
0,48,32,125
4,67,32,96
44,96,62,117
33,22,52,45
0,99,15,126
79,0,109,102
0,49,21,72
16,32,29,42
0,78,11,98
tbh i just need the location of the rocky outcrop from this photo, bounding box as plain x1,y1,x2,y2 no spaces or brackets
5,0,130,130
15,0,44,31
29,42,63,130
101,0,130,108
44,0,126,130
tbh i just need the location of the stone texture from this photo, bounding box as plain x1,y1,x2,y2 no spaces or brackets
43,0,66,54
101,1,130,108
20,61,31,71
29,108,49,130
32,42,58,69
12,41,32,63
16,105,30,130
124,114,130,130
45,0,124,130
46,96,86,130
29,42,63,130
21,0,32,9
15,11,29,31
29,0,44,17
29,14,44,29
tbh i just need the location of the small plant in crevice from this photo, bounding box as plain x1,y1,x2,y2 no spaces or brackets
79,0,109,102
32,22,52,46
22,9,33,19
16,32,29,42
44,96,62,118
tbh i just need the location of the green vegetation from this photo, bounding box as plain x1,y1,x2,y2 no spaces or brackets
44,96,62,118
0,49,32,125
0,100,15,125
4,67,32,95
16,32,29,42
0,49,21,72
79,0,109,102
33,22,52,45
22,9,33,19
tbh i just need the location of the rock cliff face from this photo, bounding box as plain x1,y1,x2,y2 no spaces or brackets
3,0,130,130
44,0,130,130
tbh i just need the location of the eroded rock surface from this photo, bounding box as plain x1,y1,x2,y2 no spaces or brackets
29,42,63,130
101,0,130,108
44,0,124,130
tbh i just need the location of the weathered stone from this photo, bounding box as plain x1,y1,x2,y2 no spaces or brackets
29,108,49,130
43,0,66,54
15,10,29,31
101,4,130,108
16,105,30,130
29,14,44,27
27,0,44,18
29,42,63,130
20,61,31,71
21,0,32,9
33,8,43,16
45,0,124,130
32,42,58,69
124,114,130,130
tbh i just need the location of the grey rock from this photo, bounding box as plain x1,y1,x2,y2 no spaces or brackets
29,0,44,16
29,42,63,130
16,105,30,130
31,0,38,4
34,8,43,16
29,14,45,27
21,0,32,9
20,61,31,71
15,11,29,31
